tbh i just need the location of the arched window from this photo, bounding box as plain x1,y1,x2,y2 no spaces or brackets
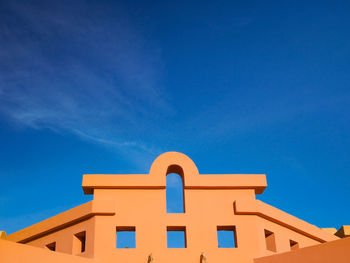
166,165,185,213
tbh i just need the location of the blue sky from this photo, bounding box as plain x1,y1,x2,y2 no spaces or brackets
0,0,349,234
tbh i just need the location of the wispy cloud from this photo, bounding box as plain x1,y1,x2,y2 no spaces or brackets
0,1,170,156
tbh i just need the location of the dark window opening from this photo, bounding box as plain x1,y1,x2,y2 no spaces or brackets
289,239,299,250
166,165,185,213
46,242,56,251
73,231,86,254
167,226,186,248
217,226,237,248
116,227,136,249
264,229,276,252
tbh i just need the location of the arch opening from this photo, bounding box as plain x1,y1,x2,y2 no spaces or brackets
166,165,185,213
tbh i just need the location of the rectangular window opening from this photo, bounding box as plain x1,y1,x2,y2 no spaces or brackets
289,239,299,250
167,226,186,248
73,231,86,254
264,229,276,252
217,226,237,248
116,226,136,249
46,242,56,251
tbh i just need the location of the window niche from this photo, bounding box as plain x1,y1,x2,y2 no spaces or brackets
289,239,299,250
73,231,86,254
46,242,56,251
264,229,276,252
217,226,237,248
166,165,185,213
116,227,136,249
167,226,186,248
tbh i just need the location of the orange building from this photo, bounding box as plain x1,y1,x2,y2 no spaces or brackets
0,152,349,263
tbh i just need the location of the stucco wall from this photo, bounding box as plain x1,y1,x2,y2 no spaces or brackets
25,217,95,258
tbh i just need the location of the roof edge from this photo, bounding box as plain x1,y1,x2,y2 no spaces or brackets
234,199,339,243
7,200,115,243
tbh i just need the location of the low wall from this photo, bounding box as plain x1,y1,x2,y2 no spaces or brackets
254,237,350,263
0,239,95,263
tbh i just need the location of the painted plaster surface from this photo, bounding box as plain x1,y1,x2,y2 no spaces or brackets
254,236,350,263
1,152,347,263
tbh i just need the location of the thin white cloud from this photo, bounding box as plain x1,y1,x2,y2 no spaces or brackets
0,1,171,156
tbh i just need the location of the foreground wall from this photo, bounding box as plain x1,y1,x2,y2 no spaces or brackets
254,237,350,263
0,239,95,263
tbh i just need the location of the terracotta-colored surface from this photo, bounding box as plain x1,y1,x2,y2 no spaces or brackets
321,228,337,235
7,200,115,244
234,199,338,243
254,236,350,263
82,152,267,195
2,152,346,263
0,239,95,263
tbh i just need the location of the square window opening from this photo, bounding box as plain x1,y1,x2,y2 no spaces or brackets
217,226,237,248
46,242,56,251
290,239,299,250
73,231,86,254
264,229,276,252
167,226,186,248
116,227,136,249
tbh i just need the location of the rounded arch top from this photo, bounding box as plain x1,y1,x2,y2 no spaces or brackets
83,151,267,194
149,152,199,183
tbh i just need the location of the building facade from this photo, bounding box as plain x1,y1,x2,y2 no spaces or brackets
0,152,348,263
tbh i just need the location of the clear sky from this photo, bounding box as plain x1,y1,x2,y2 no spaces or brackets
0,0,349,234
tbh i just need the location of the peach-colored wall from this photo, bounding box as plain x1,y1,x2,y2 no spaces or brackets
5,152,339,263
89,187,324,263
255,217,321,256
0,239,94,263
25,217,95,258
92,188,260,263
254,236,350,263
